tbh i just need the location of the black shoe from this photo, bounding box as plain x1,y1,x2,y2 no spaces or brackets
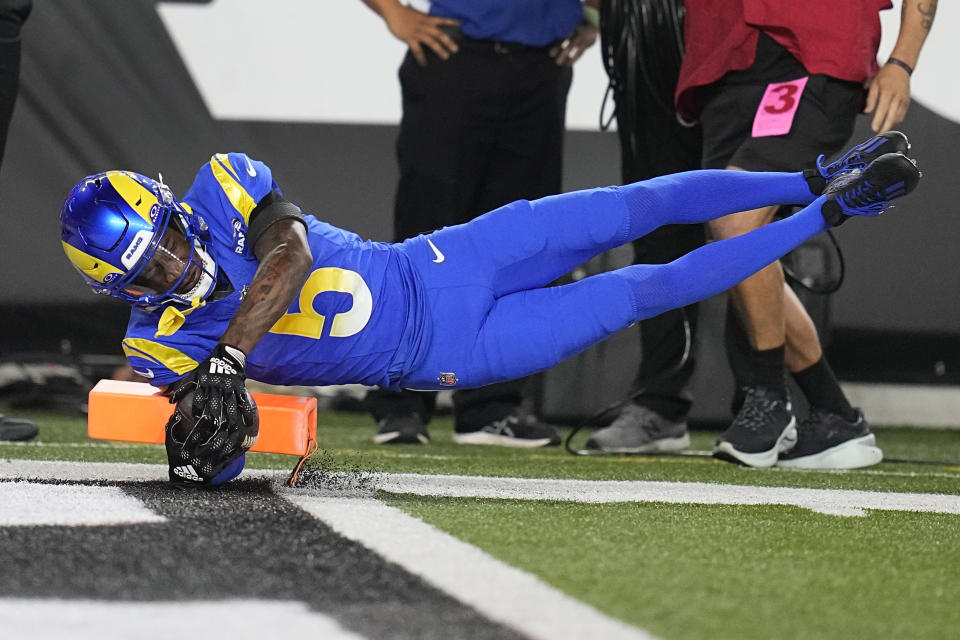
820,152,922,226
777,408,882,469
0,414,39,442
454,413,560,448
373,413,429,445
713,386,797,467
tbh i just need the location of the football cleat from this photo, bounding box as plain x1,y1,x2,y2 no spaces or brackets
820,152,921,226
804,131,910,195
60,171,217,307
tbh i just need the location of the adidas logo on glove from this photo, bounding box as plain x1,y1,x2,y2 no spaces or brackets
208,344,246,375
172,464,202,482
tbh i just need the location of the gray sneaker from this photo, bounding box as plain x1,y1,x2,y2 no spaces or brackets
585,403,690,453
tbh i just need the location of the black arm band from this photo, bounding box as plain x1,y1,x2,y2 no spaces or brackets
248,190,306,250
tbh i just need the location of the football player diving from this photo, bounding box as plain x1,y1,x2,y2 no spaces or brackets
59,132,920,487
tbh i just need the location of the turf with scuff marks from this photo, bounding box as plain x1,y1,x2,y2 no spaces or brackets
383,494,960,640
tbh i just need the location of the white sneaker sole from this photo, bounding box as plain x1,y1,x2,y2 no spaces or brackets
713,417,798,468
373,432,429,445
452,431,555,448
776,434,882,469
589,433,691,454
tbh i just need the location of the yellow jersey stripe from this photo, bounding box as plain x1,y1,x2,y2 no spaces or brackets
121,338,198,375
210,154,257,224
105,171,157,224
61,241,124,284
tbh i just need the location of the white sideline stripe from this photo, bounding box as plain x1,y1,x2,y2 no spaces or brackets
3,460,959,517
0,459,287,483
287,494,655,640
0,482,165,526
375,473,960,518
0,599,365,640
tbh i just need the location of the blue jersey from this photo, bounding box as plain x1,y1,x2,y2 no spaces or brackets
121,153,427,389
424,0,583,46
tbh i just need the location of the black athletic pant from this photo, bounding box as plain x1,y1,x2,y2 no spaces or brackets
368,33,573,429
0,0,30,169
616,87,704,423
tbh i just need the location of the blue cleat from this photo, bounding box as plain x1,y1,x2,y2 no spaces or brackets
804,131,910,194
820,152,921,226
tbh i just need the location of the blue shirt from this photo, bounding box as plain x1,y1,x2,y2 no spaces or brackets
121,153,426,389
425,0,583,46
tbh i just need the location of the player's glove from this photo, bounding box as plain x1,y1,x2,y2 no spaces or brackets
165,386,259,487
169,343,257,431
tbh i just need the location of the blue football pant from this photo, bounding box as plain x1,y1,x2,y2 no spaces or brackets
400,170,827,390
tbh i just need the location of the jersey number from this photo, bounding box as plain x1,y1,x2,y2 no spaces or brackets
270,267,372,339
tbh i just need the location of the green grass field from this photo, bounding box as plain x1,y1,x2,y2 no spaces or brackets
3,404,959,639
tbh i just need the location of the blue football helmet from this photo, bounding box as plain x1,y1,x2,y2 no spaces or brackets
60,170,217,308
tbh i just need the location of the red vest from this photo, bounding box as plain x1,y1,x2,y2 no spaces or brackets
676,0,893,119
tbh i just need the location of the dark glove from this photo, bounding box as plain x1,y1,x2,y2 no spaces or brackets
169,343,256,431
165,386,259,487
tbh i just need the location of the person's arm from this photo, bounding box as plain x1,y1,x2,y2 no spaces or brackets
361,0,460,65
550,0,599,66
864,0,937,133
168,193,312,424
218,217,312,354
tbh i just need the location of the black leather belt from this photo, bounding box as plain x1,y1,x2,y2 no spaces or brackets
442,25,556,55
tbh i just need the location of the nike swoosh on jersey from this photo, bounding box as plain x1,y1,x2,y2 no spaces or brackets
246,159,257,177
426,238,445,264
133,368,155,379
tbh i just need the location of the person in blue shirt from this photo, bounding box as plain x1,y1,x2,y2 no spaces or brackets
58,133,920,485
359,0,599,447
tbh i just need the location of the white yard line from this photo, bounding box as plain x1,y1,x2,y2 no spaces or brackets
375,473,960,517
287,493,656,640
0,482,166,526
0,599,365,640
2,459,959,518
0,459,286,483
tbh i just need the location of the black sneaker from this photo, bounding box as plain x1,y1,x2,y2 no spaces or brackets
373,413,429,445
777,408,882,469
454,413,560,448
713,386,797,467
0,414,38,442
820,152,922,226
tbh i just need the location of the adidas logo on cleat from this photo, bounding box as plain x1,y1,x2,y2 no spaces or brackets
820,153,921,226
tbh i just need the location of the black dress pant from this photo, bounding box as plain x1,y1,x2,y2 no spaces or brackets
368,37,573,429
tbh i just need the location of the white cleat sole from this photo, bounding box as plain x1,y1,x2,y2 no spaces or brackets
713,418,798,468
776,435,882,470
452,431,554,448
587,433,691,454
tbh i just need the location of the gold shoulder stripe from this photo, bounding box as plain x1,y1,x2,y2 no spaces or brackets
61,241,123,284
122,338,198,375
214,153,241,181
209,154,258,224
105,171,157,223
